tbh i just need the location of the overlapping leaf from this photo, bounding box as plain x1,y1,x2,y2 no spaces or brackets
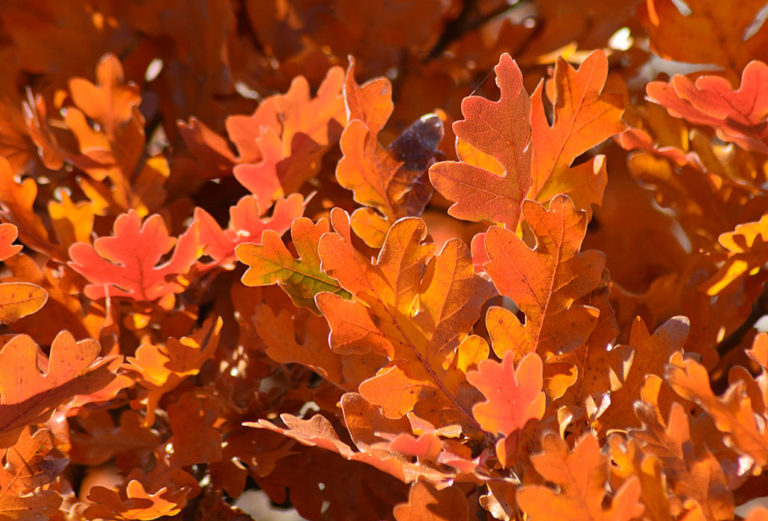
517,433,644,521
237,216,349,311
127,317,222,425
706,213,768,295
647,61,768,154
430,50,623,228
338,59,442,246
0,331,121,447
640,0,768,79
232,66,346,200
429,52,531,228
665,334,768,468
317,210,494,425
197,193,305,267
0,427,66,520
481,195,605,358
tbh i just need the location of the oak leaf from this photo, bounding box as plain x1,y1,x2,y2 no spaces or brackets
232,66,346,200
68,210,200,303
647,61,768,154
516,433,644,521
705,213,768,295
0,331,121,447
640,0,768,80
197,193,304,267
338,59,442,246
665,351,768,467
127,317,222,425
394,481,470,521
467,352,544,435
528,50,623,212
0,427,65,521
0,223,21,261
318,210,494,426
85,479,186,520
482,195,605,358
598,316,689,431
0,282,47,325
237,216,349,311
69,409,161,466
467,352,545,466
0,157,57,258
630,402,734,520
429,52,531,228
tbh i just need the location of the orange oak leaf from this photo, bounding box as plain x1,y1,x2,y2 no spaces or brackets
0,331,121,447
85,479,186,520
127,317,222,426
467,352,545,437
232,66,346,200
251,413,406,482
47,189,94,250
196,193,304,267
338,59,442,246
253,443,407,521
69,409,161,466
394,481,470,521
0,427,66,520
647,61,768,155
177,116,236,180
482,195,605,358
517,433,644,521
0,223,21,261
705,213,768,295
237,216,349,311
68,210,200,303
630,402,734,520
0,282,47,325
250,304,381,389
665,346,768,468
599,316,689,431
429,52,532,228
528,50,624,211
640,0,768,80
317,210,494,426
25,55,167,214
166,391,222,468
0,157,57,259
467,352,545,466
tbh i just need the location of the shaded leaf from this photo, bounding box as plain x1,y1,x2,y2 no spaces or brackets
0,331,121,447
0,427,64,521
0,223,22,261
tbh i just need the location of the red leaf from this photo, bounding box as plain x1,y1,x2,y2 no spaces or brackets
647,61,768,154
467,352,545,437
68,209,200,303
196,193,304,267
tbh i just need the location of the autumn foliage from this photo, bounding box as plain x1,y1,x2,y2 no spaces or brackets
2,1,768,520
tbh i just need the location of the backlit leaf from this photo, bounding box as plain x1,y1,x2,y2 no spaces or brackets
68,210,200,303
